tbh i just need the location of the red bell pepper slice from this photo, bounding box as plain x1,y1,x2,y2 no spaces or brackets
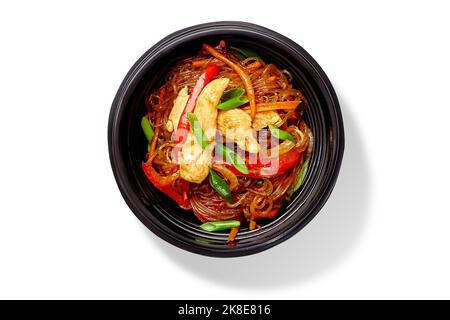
215,149,301,178
141,163,191,210
172,63,220,147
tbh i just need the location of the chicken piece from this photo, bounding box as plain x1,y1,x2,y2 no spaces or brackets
194,78,229,140
165,86,189,132
179,78,229,183
217,109,260,153
252,111,282,131
179,133,214,183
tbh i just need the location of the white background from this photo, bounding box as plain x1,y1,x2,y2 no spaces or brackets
1,0,449,299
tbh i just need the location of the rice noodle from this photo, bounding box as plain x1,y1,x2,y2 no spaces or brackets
190,185,243,222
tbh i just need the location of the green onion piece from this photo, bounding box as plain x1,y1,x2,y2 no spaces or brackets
141,116,154,143
230,46,260,59
187,112,209,149
256,180,264,186
217,96,249,110
215,143,249,174
209,169,233,203
268,124,294,141
217,88,249,110
200,220,241,232
288,155,311,196
221,88,245,100
230,49,245,59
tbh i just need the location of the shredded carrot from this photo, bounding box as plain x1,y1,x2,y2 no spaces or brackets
227,226,239,243
192,59,211,68
249,220,256,231
242,100,301,113
246,61,262,72
202,43,257,120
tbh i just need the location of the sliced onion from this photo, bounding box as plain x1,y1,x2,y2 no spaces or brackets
267,139,295,156
281,69,293,82
226,193,248,208
242,56,259,66
212,164,239,191
258,198,273,215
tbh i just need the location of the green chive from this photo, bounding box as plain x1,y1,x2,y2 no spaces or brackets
217,88,249,110
187,112,209,149
209,169,232,203
221,88,245,100
288,155,311,196
200,220,241,232
215,143,249,174
230,49,245,59
268,124,294,141
230,46,260,59
141,116,154,143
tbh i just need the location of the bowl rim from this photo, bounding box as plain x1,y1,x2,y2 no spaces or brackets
108,21,345,257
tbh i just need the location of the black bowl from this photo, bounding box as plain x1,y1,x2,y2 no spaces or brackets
108,21,344,257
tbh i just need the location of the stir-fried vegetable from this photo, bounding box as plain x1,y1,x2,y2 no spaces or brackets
288,155,311,196
141,116,154,143
209,168,232,203
230,46,260,59
202,44,257,120
200,220,240,232
215,143,249,174
217,88,249,110
172,63,220,147
187,112,209,149
268,124,294,141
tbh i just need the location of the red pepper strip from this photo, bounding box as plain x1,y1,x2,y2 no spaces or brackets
172,63,220,147
141,163,191,210
214,149,301,178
